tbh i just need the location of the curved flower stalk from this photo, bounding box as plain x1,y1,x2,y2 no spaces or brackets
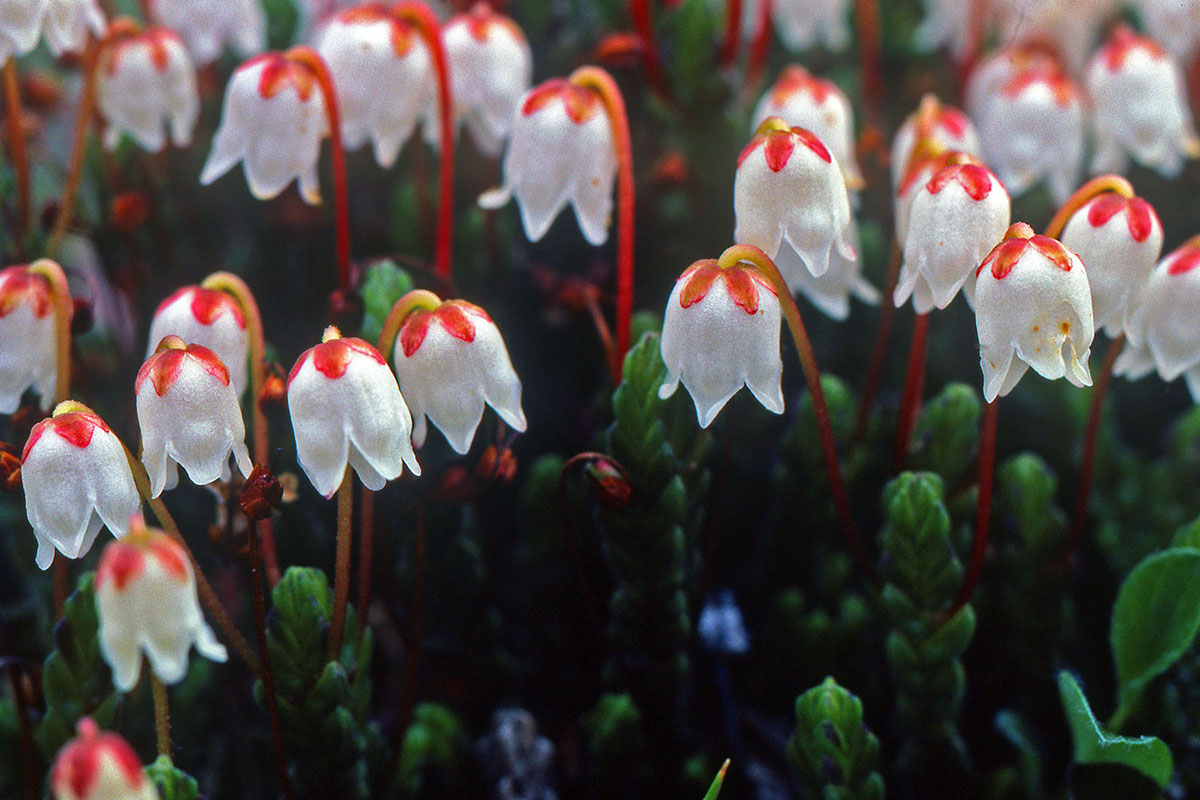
95,25,198,153
136,336,253,498
769,0,852,53
21,401,141,571
146,0,263,66
751,65,863,190
0,264,58,413
1086,25,1200,179
42,0,104,56
50,718,158,800
147,285,250,398
379,290,526,455
95,516,228,692
890,96,981,190
734,117,856,284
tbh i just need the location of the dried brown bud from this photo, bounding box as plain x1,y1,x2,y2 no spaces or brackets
240,464,283,521
258,363,287,416
0,443,21,492
110,192,150,233
22,71,61,109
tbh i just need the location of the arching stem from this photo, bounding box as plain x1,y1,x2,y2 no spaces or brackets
893,311,929,470
569,67,635,382
328,469,355,661
200,271,281,585
2,60,31,247
718,245,877,584
948,398,997,617
378,289,443,363
151,675,170,758
1043,175,1134,240
393,2,455,279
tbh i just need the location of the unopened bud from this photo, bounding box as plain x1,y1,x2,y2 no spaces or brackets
110,192,150,233
0,444,21,492
584,456,632,510
476,445,517,486
258,362,287,416
592,33,644,68
240,464,283,521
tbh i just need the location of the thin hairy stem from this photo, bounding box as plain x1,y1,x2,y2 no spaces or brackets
151,675,171,758
720,0,744,68
329,470,355,660
48,40,100,255
356,486,375,642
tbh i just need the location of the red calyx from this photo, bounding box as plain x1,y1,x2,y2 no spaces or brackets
135,342,231,397
1086,194,1158,244
22,412,110,463
0,266,52,319
288,337,385,386
925,163,993,201
400,301,487,357
522,79,601,124
678,262,774,314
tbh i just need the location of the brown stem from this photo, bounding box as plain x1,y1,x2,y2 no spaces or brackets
5,662,37,800
356,485,375,640
581,288,617,372
557,453,617,650
948,398,997,616
893,311,929,471
53,560,68,619
248,522,295,800
151,674,170,758
403,502,426,731
2,60,31,247
328,470,354,661
854,242,901,441
854,0,884,124
48,39,101,256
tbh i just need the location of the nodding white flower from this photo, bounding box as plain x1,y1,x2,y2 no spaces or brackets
0,264,57,414
478,78,616,246
659,259,783,427
440,3,533,157
1138,0,1200,63
391,297,526,455
890,99,981,190
287,326,420,498
147,286,249,397
50,718,159,800
789,216,881,320
0,0,49,63
95,518,227,692
734,118,856,281
42,0,104,56
974,60,1084,205
1086,25,1200,179
974,223,1094,403
200,52,329,204
991,0,1117,72
147,0,263,66
21,403,140,571
770,0,852,52
896,160,1011,313
1116,236,1200,401
1060,192,1163,337
752,65,862,189
95,26,199,153
136,336,252,498
314,5,436,169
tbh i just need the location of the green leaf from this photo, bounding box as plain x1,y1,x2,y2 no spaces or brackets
359,259,415,346
1111,548,1200,705
1057,671,1172,789
701,759,730,800
145,756,201,800
1170,514,1200,550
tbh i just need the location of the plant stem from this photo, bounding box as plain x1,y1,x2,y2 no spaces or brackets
5,661,37,800
854,0,884,123
569,66,635,382
328,469,354,661
377,289,443,362
743,0,772,93
53,561,68,619
629,0,670,101
248,521,295,800
949,398,997,615
151,674,170,758
404,501,426,729
1042,174,1134,239
200,271,281,585
854,242,901,440
356,485,374,639
48,38,101,256
720,0,743,68
718,245,877,584
893,311,929,471
1064,335,1124,563
393,2,455,279
558,453,618,651
2,59,30,248
957,0,988,101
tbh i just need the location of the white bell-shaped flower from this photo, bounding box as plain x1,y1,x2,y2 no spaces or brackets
974,223,1094,402
751,65,862,189
770,0,852,52
440,3,532,157
1060,192,1163,337
659,259,784,428
1086,25,1200,179
974,61,1084,205
287,326,420,498
896,160,1011,313
96,26,199,153
314,5,436,169
392,296,526,455
1138,0,1200,63
0,264,58,414
136,336,252,498
478,78,616,246
0,0,49,64
147,0,263,66
789,216,880,320
734,118,856,281
41,0,103,57
95,518,227,692
1116,236,1200,401
891,98,981,190
200,52,329,204
50,718,159,800
21,402,140,571
147,286,249,397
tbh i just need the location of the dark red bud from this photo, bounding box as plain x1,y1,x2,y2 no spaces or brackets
0,444,21,492
652,151,690,186
110,192,150,233
585,457,632,510
476,445,517,486
258,363,287,417
22,71,61,110
240,464,283,521
592,33,644,68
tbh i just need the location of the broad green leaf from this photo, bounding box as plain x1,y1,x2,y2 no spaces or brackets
1111,548,1200,704
1057,672,1172,789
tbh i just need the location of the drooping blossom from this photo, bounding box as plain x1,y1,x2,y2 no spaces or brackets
95,26,199,153
50,718,159,800
314,5,436,169
890,99,981,190
146,0,264,66
287,326,420,498
136,336,252,498
391,296,526,454
479,78,616,245
770,0,852,53
21,402,140,570
0,265,57,414
0,0,49,64
1086,25,1200,179
974,223,1094,402
200,52,329,203
659,259,783,428
1115,236,1200,401
41,0,104,56
95,517,227,692
146,286,249,397
787,217,880,320
1060,192,1163,336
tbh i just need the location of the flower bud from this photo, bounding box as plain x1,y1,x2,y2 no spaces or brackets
50,717,158,800
147,286,249,397
22,403,140,570
240,463,282,521
42,0,104,57
287,326,420,498
890,101,981,190
0,264,58,414
148,0,264,66
974,223,1094,402
1060,192,1162,336
95,518,227,691
770,0,852,53
258,362,287,416
659,259,783,427
96,26,199,153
